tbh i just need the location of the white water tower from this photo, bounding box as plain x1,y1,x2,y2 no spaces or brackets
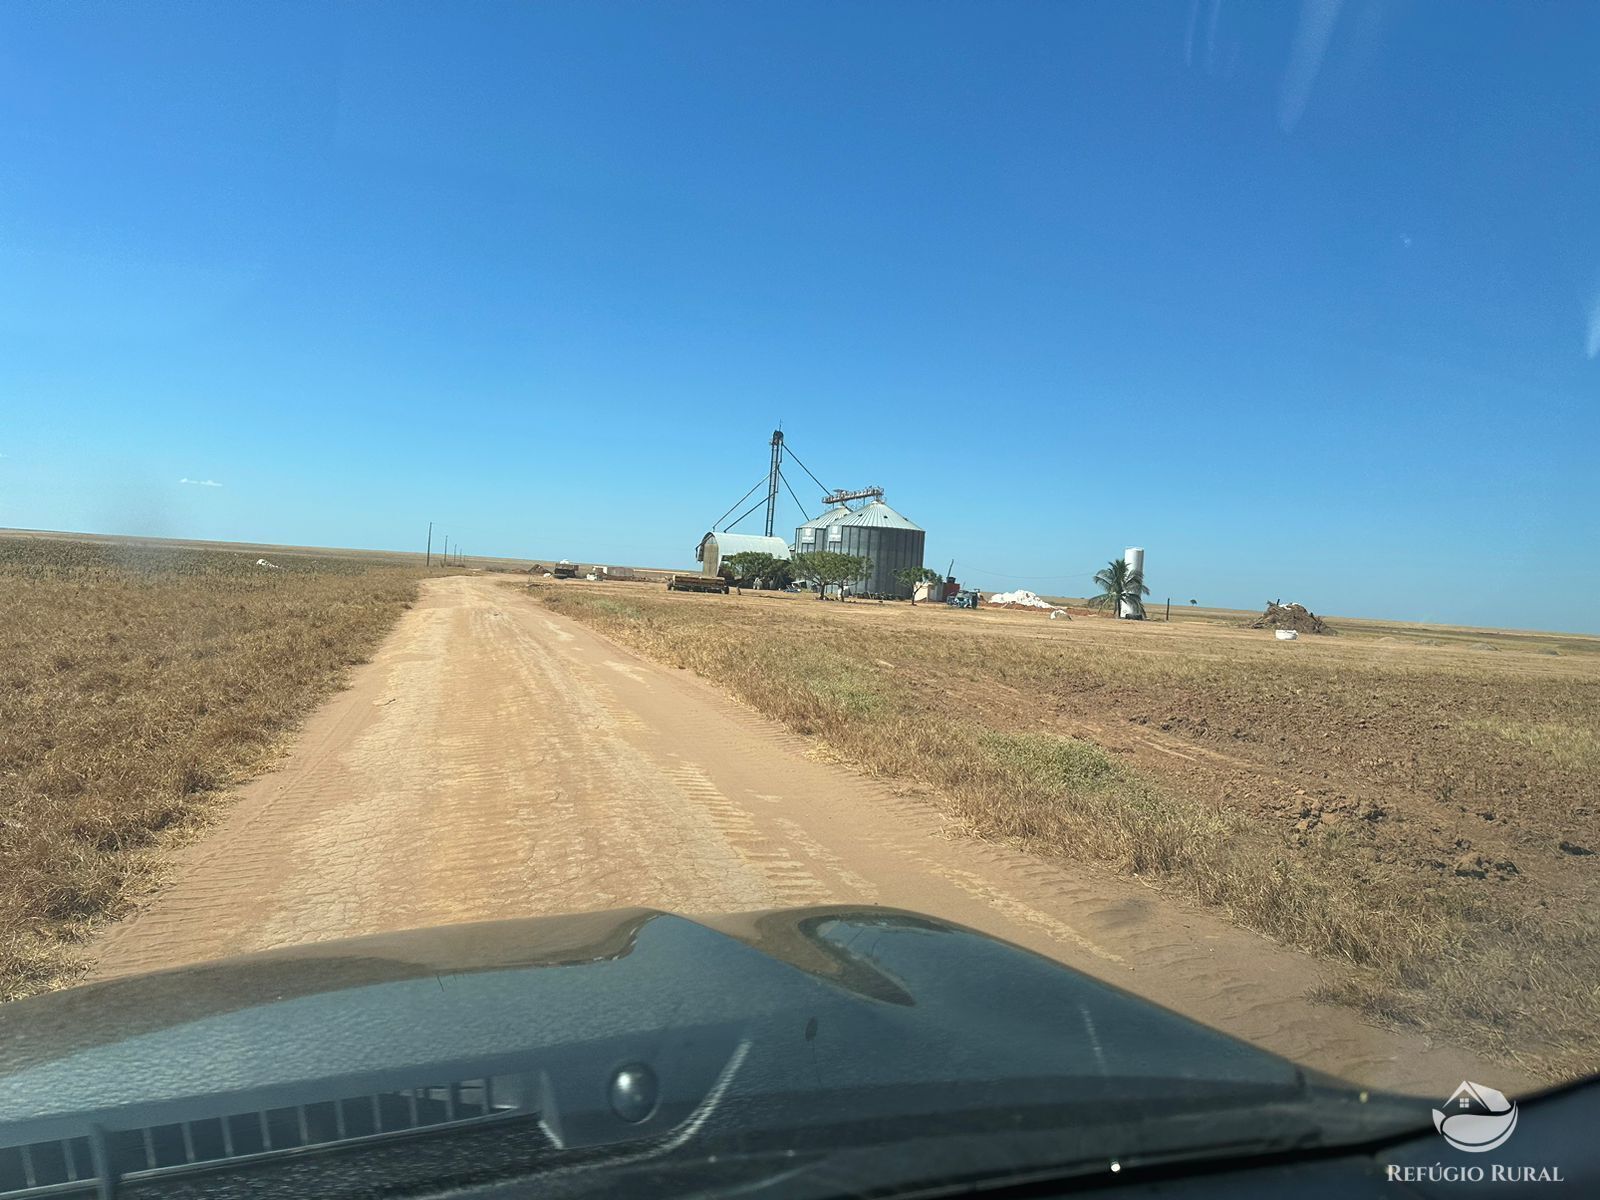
1120,547,1145,619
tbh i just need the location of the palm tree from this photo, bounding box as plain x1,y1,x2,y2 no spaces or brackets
1088,558,1149,619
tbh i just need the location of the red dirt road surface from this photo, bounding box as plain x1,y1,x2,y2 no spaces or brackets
88,575,1522,1095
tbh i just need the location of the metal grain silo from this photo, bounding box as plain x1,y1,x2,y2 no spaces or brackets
833,499,926,597
792,504,851,558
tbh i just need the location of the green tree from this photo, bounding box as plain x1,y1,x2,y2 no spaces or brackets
894,565,943,604
793,551,873,600
722,551,793,590
1087,558,1149,619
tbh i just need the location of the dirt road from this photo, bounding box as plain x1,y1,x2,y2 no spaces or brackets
89,576,1515,1095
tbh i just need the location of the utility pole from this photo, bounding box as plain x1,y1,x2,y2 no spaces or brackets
443,535,448,566
764,429,783,538
426,521,433,568
1165,597,1171,621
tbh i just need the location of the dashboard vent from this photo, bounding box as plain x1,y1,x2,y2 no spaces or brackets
0,1076,515,1198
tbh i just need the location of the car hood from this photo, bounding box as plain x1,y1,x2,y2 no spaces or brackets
0,907,1406,1199
0,906,1305,1113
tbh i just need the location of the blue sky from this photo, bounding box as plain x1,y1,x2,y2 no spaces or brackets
2,1,1596,632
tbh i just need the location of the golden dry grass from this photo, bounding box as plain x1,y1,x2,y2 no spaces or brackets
536,581,1600,1081
0,537,423,998
1462,718,1600,772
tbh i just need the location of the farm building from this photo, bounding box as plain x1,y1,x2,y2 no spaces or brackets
695,531,790,577
698,432,930,598
796,496,925,598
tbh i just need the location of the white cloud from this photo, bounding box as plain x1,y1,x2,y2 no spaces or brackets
1278,0,1345,133
179,477,223,488
1586,293,1600,360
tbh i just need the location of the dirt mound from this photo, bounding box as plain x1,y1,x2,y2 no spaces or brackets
1249,602,1331,635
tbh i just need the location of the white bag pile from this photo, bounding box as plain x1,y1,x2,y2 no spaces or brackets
987,589,1058,610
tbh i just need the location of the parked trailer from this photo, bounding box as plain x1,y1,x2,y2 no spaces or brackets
667,573,729,594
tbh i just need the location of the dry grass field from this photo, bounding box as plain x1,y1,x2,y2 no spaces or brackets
0,535,423,998
537,580,1600,1081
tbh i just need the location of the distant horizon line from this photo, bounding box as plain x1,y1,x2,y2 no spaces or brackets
2,525,1594,641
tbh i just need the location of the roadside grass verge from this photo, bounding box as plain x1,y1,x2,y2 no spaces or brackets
0,537,423,999
538,585,1599,1079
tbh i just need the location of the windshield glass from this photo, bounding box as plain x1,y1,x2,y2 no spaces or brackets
0,1,1594,1196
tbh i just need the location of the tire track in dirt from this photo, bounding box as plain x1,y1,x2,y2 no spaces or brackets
86,576,1527,1096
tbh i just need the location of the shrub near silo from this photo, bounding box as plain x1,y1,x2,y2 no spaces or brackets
792,551,872,599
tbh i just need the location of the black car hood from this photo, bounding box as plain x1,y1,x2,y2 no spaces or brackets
0,906,1302,1110
0,906,1413,1199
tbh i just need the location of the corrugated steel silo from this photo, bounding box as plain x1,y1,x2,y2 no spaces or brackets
832,500,926,597
793,504,851,557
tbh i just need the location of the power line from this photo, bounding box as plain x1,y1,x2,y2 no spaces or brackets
961,565,1088,582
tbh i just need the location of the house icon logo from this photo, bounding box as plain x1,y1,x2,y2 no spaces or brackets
1433,1081,1518,1153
